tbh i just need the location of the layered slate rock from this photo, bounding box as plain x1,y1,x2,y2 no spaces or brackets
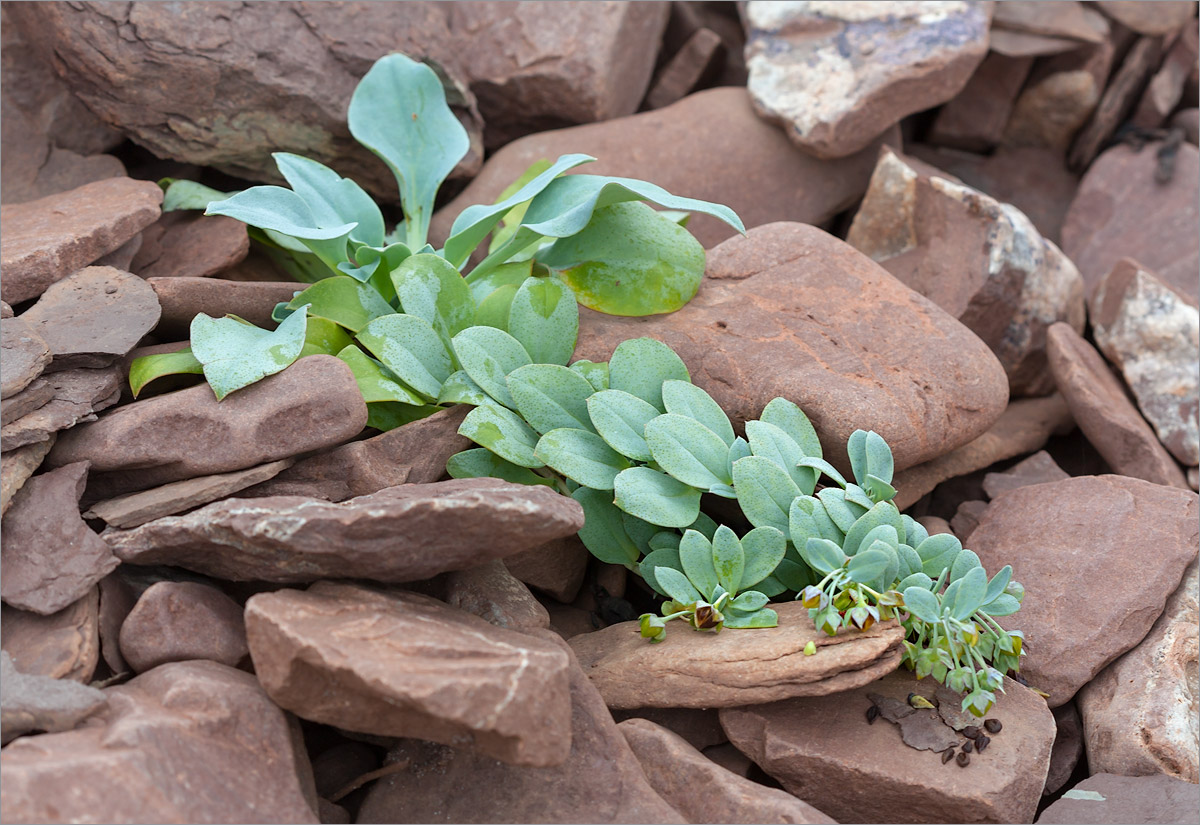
970,475,1199,707
48,355,367,491
120,581,249,674
1078,558,1199,783
1069,37,1168,169
0,660,319,824
504,535,591,604
1,377,55,426
619,718,836,825
1046,323,1189,488
0,438,54,515
982,450,1070,499
0,318,50,398
1,587,99,683
0,177,163,304
569,601,904,709
1,652,106,745
132,213,251,280
1036,773,1200,825
743,1,990,159
105,478,584,583
928,53,1033,152
1096,1,1197,35
0,366,121,452
1,463,118,615
445,560,551,632
246,583,571,766
147,276,301,339
574,223,1010,473
846,148,1085,396
720,670,1055,824
356,634,684,824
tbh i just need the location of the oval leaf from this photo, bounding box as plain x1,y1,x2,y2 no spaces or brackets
446,448,555,488
392,253,475,341
903,586,943,624
711,525,746,596
645,413,732,489
458,403,543,468
507,363,594,435
288,277,391,333
613,466,701,529
535,428,629,490
587,389,659,461
190,307,309,400
731,456,801,533
655,566,703,606
740,526,786,589
746,419,816,493
678,530,719,601
508,276,579,366
801,538,847,576
661,379,734,445
450,326,532,409
573,486,640,566
357,313,453,400
336,344,425,405
608,338,689,410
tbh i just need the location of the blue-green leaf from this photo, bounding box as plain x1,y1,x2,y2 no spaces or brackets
508,277,578,365
760,397,822,459
711,525,745,596
587,389,659,461
608,338,690,410
447,448,555,487
335,344,424,405
574,487,640,566
437,370,489,406
815,487,867,533
507,363,594,434
745,420,816,493
640,546,684,597
356,313,454,400
205,186,355,245
847,546,892,586
645,414,731,488
678,530,719,601
190,307,309,400
655,566,704,606
731,456,801,533
392,253,475,342
842,502,904,557
466,260,532,306
915,533,963,578
801,538,847,576
474,284,518,330
570,359,609,391
983,565,1013,605
450,326,532,409
797,456,848,489
613,467,701,529
458,403,543,468
723,606,778,629
903,586,942,624
161,179,231,212
947,566,988,621
729,591,769,612
273,152,385,247
661,380,734,445
287,277,392,333
535,428,629,490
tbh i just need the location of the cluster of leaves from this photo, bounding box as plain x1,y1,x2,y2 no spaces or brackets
131,52,742,411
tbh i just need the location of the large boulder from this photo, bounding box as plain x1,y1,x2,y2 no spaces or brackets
1036,772,1200,825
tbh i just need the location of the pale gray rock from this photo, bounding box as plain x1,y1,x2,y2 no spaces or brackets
1,652,107,745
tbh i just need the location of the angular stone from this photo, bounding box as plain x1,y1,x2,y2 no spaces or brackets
546,601,602,641
929,53,1034,152
105,478,584,584
950,499,988,541
0,317,50,398
431,87,894,253
1,652,106,745
132,212,250,280
971,475,1199,707
720,669,1055,825
97,572,136,674
574,222,1009,473
1133,26,1198,128
917,515,955,537
570,601,904,710
1,462,118,615
744,1,990,159
1046,702,1085,795
1078,558,1199,782
0,660,319,824
0,177,163,304
1091,259,1200,466
619,718,836,825
147,276,301,340
644,28,723,111
611,707,728,752
1046,323,1189,488
2,144,127,208
0,366,121,452
504,534,590,604
243,406,469,501
1,377,55,426
0,436,54,515
1069,37,1168,169
992,1,1107,43
1037,773,1200,824
702,742,756,779
19,266,162,369
246,582,571,766
445,560,550,632
982,450,1070,499
119,581,248,674
989,28,1096,58
1096,1,1198,36
1,586,99,683
48,355,367,491
1172,107,1199,145
356,635,684,824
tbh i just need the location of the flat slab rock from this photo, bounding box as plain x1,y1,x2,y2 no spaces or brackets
246,582,572,767
444,559,551,633
970,475,1199,707
1,587,99,683
720,669,1055,824
132,212,250,280
104,478,584,583
147,276,300,339
1,377,56,426
0,365,121,452
0,437,54,515
0,317,50,398
569,601,904,709
982,450,1070,499
1036,773,1200,825
0,660,318,824
1,651,106,745
574,222,1009,474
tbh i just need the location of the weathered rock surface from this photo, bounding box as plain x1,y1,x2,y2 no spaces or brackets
991,1,1107,43
1,652,107,745
721,669,1055,824
0,660,319,824
982,450,1070,499
570,601,904,709
574,223,1010,473
105,478,584,583
1062,141,1199,306
1078,558,1199,782
1172,107,1199,144
1046,323,1189,488
971,475,1199,707
49,355,367,491
119,581,248,674
1,587,99,683
619,718,836,825
18,266,161,370
0,366,121,452
1046,702,1085,795
929,53,1033,152
356,634,684,824
1,378,55,427
0,177,163,304
148,277,301,340
1133,25,1198,128
247,582,571,766
1036,772,1200,824
0,318,51,399
611,706,728,753
132,212,251,280
1096,1,1197,36
97,572,136,675
950,499,988,541
1091,259,1199,466
445,560,550,632
504,535,591,604
743,1,989,159
846,147,1085,396
0,437,54,515
431,87,895,252
1,462,118,615
643,27,724,111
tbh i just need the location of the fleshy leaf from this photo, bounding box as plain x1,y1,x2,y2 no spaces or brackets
570,359,609,391
574,487,640,566
450,326,532,409
458,403,543,468
678,530,719,601
507,276,579,366
161,179,231,212
507,363,595,434
644,413,732,488
356,313,454,400
723,606,778,629
190,307,309,400
640,546,684,597
437,370,489,406
273,152,385,247
655,566,704,605
128,347,204,398
746,419,816,493
392,253,475,342
903,586,942,624
711,525,745,596
800,538,847,576
740,526,786,589
613,466,701,529
587,389,659,461
534,428,629,490
286,277,392,333
608,337,690,410
446,448,555,487
661,380,734,445
731,456,801,533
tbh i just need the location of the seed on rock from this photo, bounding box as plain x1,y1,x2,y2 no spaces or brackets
976,734,991,752
984,718,1002,734
962,739,974,754
956,752,970,767
941,748,955,764
866,705,879,724
963,725,981,739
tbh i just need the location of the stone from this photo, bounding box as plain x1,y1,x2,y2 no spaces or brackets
1133,26,1199,127
720,669,1055,825
1046,323,1190,488
545,601,600,641
1090,259,1200,466
917,515,955,537
0,660,319,824
1036,773,1200,824
119,581,249,674
132,212,251,280
1,378,55,426
1069,37,1168,170
49,355,367,492
0,366,121,452
1192,466,1200,491
569,601,904,709
18,266,162,370
356,635,684,824
246,582,571,766
106,478,584,584
97,572,137,675
846,148,1085,397
611,707,727,752
662,2,748,89
444,560,550,632
311,741,380,801
430,88,895,254
1078,558,1199,782
743,1,989,159
1046,702,1085,795
0,177,163,304
644,28,724,110
949,499,988,541
574,222,1009,473
147,276,302,340
504,535,591,604
1096,1,1198,36
0,437,54,515
1,144,127,207
1,462,119,615
1,302,11,318
702,743,756,779
0,317,50,398
94,228,143,271
619,718,837,825
84,459,294,529
992,1,1108,43
929,53,1034,152
989,29,1096,58
970,475,1199,707
1172,108,1199,145
242,406,469,501
1,652,106,745
1063,141,1199,306
1,587,99,683
982,450,1070,499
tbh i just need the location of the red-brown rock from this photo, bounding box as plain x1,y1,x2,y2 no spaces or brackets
1,377,55,427
0,366,121,452
1046,702,1085,795
0,317,50,398
929,53,1034,152
1069,37,1169,169
147,276,301,340
1,587,99,683
982,450,1071,499
504,534,591,604
119,581,249,674
132,212,250,279
1,652,107,745
444,560,550,632
1096,1,1197,36
0,438,54,515
1036,773,1200,824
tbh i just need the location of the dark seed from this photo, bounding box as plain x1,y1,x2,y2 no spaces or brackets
984,719,1002,734
963,725,982,739
961,739,974,754
941,748,955,764
956,752,970,767
976,735,990,752
867,705,879,724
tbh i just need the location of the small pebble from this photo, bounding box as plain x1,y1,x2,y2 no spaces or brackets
984,718,1002,734
961,739,974,754
941,748,955,764
956,752,970,767
976,734,990,752
963,725,981,739
866,705,879,724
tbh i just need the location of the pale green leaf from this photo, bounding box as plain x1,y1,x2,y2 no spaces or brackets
508,276,578,365
129,347,203,398
356,313,454,400
587,389,659,461
335,344,425,405
190,307,309,400
574,487,640,566
507,363,595,434
740,526,786,590
450,325,532,409
731,455,801,533
273,152,385,247
286,277,392,333
678,530,719,601
644,413,731,489
613,466,701,529
446,447,555,487
392,253,475,341
535,428,629,490
458,403,543,468
661,379,734,445
711,525,745,596
608,337,690,411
